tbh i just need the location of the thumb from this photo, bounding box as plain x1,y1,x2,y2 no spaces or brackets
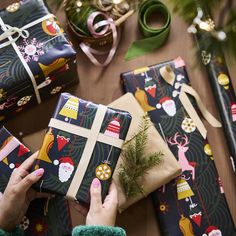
17,168,44,193
90,178,102,211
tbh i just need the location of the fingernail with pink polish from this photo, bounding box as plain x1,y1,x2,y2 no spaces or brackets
34,168,44,176
92,178,100,188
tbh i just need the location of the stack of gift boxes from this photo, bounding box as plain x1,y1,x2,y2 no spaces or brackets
0,0,235,236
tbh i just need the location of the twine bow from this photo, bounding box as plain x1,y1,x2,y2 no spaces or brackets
0,24,29,49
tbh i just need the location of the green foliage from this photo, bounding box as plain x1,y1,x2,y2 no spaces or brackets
170,0,222,22
118,114,163,198
170,0,236,59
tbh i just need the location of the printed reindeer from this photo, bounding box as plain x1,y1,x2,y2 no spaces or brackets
167,132,196,180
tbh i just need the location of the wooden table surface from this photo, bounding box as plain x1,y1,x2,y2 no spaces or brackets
1,0,236,235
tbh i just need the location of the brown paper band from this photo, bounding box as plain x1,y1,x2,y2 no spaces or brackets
179,84,221,138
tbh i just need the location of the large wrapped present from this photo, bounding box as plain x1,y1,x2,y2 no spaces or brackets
0,0,78,122
0,126,72,236
32,93,132,204
122,57,236,235
109,93,181,212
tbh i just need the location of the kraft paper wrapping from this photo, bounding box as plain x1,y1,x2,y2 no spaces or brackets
109,93,181,212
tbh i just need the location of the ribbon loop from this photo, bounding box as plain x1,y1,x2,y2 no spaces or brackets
179,83,221,138
79,11,119,67
125,0,171,61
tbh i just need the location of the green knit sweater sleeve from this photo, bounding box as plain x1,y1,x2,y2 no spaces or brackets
72,226,126,236
0,227,24,236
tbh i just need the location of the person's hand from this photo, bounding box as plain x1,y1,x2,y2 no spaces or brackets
86,178,118,227
0,152,50,232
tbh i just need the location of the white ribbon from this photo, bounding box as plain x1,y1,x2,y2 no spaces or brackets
0,14,54,104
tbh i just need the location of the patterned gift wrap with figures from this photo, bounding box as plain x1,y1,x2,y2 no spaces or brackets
122,57,236,236
0,126,72,236
0,0,78,122
32,93,132,204
0,126,31,191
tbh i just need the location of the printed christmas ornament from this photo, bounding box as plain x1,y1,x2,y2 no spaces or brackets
144,73,157,98
217,73,229,90
176,178,194,200
135,88,156,112
19,216,30,231
202,225,222,236
17,96,32,106
57,134,70,151
95,163,112,180
18,144,30,157
95,147,113,181
204,143,213,160
36,129,54,165
59,96,79,121
156,96,176,116
51,86,62,95
179,215,194,236
181,117,196,133
104,118,121,138
18,38,44,62
42,18,63,36
189,206,202,227
58,157,75,183
39,58,69,77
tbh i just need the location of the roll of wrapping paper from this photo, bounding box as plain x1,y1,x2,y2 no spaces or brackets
125,0,171,61
196,32,236,173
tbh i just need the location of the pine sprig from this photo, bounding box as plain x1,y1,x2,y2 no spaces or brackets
118,114,163,198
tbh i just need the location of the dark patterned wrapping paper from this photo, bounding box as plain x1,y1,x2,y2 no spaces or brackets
0,126,32,191
0,0,78,122
0,126,72,236
122,58,236,236
32,93,132,204
199,40,236,172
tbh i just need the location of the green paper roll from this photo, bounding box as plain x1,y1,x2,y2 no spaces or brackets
125,0,171,61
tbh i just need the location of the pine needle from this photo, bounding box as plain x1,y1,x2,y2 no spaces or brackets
118,114,163,198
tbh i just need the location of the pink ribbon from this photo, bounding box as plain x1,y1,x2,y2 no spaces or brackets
80,12,119,67
0,137,20,162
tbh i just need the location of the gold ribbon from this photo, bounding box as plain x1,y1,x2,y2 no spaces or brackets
48,105,124,200
179,84,221,138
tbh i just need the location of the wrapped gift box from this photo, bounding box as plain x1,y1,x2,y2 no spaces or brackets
0,0,78,122
32,93,132,204
109,93,181,212
21,196,72,236
0,126,72,236
122,57,236,235
0,126,32,191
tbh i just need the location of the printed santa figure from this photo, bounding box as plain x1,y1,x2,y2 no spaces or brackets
156,96,176,116
57,157,74,183
202,226,222,236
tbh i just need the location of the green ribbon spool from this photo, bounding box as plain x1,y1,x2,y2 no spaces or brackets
125,0,171,61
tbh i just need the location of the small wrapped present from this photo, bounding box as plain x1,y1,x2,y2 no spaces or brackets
122,57,236,235
109,93,181,212
0,127,72,236
32,93,132,204
0,126,32,192
0,0,78,121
